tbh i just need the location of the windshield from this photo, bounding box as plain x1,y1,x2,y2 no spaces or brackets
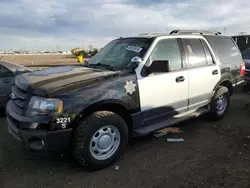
242,48,250,59
87,38,154,69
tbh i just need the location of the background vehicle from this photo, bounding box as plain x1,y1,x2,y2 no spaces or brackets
242,48,250,87
232,34,250,52
6,30,244,170
0,61,32,109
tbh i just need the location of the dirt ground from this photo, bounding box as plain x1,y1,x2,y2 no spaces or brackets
1,90,250,188
1,54,81,66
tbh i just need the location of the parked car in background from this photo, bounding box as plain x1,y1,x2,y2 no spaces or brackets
232,35,250,52
0,61,32,109
242,48,250,87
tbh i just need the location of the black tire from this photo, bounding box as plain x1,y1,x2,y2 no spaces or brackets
73,111,129,170
208,86,230,120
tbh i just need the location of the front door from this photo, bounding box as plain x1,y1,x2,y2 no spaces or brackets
137,38,189,126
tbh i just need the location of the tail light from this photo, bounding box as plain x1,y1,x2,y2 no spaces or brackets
240,62,245,76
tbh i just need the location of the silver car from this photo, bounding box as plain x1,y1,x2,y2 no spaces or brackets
0,61,33,109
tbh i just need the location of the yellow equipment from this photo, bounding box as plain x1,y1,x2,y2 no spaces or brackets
71,48,85,63
77,55,83,63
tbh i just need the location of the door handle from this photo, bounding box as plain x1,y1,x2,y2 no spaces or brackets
212,70,218,75
176,76,185,83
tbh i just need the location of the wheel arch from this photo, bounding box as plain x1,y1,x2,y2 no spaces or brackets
214,79,233,95
72,99,133,135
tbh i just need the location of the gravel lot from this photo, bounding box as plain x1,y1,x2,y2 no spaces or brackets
1,91,250,188
1,54,80,66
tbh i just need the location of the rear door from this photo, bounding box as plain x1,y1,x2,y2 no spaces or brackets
181,38,221,111
0,65,14,106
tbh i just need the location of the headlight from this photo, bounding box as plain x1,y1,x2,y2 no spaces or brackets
27,96,63,116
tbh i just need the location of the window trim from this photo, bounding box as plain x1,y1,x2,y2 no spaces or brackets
140,38,185,77
136,35,220,80
200,39,216,65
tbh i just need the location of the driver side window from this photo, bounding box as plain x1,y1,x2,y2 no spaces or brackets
150,39,182,71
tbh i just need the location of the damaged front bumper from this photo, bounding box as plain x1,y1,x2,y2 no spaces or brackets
6,101,72,151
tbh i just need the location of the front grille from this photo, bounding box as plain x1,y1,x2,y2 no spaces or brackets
11,85,29,115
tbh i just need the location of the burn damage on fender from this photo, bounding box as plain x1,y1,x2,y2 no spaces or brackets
59,74,141,115
14,66,141,126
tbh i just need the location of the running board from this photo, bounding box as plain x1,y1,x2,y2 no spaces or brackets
133,107,209,136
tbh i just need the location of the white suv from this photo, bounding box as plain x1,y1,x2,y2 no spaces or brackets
6,30,245,170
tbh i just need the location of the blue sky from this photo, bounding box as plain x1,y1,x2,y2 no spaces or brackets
0,0,250,51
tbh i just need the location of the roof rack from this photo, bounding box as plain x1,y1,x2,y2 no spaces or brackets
169,30,222,35
138,32,169,36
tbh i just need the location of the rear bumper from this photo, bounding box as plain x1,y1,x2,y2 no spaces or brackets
6,101,72,151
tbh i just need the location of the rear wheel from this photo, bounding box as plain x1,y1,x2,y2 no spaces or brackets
208,86,230,120
73,111,129,170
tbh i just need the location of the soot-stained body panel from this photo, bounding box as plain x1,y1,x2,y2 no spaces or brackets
14,66,141,129
55,73,141,115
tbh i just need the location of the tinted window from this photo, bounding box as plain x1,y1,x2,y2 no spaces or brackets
201,40,214,65
204,36,242,64
150,39,182,71
0,65,14,78
182,39,207,67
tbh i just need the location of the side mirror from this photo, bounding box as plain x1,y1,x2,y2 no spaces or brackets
147,60,170,74
127,56,142,69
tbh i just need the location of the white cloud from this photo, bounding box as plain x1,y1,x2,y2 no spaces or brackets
0,0,250,50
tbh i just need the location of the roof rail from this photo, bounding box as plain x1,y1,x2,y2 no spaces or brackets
138,32,169,36
169,30,222,35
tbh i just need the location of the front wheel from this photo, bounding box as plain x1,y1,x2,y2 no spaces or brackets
73,111,129,170
208,86,230,120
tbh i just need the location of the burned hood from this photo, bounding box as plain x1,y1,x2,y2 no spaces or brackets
15,66,120,96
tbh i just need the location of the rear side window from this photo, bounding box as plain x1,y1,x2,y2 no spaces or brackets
204,36,242,64
182,39,207,68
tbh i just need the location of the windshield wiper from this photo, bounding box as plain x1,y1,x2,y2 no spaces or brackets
88,62,117,71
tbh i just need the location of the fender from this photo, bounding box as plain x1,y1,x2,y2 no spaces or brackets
51,73,142,129
213,72,234,93
79,99,130,116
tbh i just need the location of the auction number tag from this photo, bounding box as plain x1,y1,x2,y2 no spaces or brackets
126,45,143,53
56,117,71,124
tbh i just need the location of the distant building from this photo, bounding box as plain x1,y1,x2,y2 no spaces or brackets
232,35,250,52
